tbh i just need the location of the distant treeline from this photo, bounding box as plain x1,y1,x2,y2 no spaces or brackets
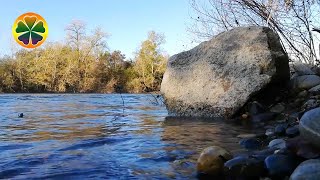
0,21,167,93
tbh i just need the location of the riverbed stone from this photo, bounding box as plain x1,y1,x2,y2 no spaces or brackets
161,26,290,118
292,63,315,76
197,146,232,175
302,99,320,111
264,154,297,176
309,84,320,93
290,75,320,91
224,156,266,178
268,139,286,149
286,125,300,138
275,124,287,135
290,159,320,180
270,103,285,113
299,107,320,148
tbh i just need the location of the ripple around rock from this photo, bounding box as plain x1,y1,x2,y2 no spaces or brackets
290,159,320,180
299,107,320,148
197,146,232,176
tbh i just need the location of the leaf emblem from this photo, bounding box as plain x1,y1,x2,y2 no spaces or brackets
15,15,46,46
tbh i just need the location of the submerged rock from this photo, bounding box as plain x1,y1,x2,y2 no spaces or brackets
290,159,320,180
161,26,289,118
197,146,232,176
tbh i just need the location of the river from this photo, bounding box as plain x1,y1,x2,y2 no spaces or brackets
0,94,259,179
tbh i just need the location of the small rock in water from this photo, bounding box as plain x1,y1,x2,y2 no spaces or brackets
274,124,287,136
265,129,275,137
197,146,232,176
239,138,261,150
18,113,24,118
290,159,320,180
268,139,286,149
264,154,297,177
286,125,300,138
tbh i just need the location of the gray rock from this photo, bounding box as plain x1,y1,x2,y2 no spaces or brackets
265,128,275,137
302,99,320,110
197,146,232,175
290,159,320,180
161,26,290,118
268,139,286,149
292,63,315,76
270,103,285,113
275,124,287,135
297,90,308,98
309,84,320,93
286,125,300,137
224,156,266,177
265,154,297,176
290,75,320,91
299,107,320,148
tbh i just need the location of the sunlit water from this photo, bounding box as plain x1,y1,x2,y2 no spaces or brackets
0,94,260,179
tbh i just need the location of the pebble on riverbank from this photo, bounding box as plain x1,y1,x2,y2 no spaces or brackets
196,62,320,179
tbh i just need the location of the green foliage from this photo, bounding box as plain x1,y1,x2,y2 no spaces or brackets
0,23,168,93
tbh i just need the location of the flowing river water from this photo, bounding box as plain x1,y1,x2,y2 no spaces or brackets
0,94,261,179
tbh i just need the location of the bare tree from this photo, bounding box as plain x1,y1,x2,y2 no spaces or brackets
189,0,320,65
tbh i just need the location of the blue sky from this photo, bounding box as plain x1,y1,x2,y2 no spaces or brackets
0,0,198,59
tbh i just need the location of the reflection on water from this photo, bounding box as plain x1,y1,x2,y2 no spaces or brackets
0,94,259,179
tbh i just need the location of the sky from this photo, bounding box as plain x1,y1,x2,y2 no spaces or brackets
0,0,199,59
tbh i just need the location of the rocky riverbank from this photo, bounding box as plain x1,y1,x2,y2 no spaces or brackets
196,63,320,179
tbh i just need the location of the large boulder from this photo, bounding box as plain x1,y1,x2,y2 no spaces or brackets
161,26,290,118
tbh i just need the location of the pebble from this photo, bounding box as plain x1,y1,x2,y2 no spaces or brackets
264,154,297,176
268,139,286,149
286,125,300,137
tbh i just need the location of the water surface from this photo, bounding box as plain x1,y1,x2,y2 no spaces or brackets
0,94,258,179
